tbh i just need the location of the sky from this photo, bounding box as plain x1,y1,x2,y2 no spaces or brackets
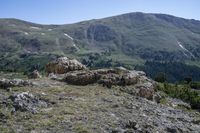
1,0,200,24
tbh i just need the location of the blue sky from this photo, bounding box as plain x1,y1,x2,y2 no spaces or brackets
1,0,199,24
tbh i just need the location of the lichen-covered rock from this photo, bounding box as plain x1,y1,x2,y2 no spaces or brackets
9,92,47,114
0,78,32,89
45,57,86,74
96,69,140,87
63,67,158,101
64,68,149,88
135,82,155,100
65,71,100,85
98,73,121,88
121,71,139,85
94,68,117,75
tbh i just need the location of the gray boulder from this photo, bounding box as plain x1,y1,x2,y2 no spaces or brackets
9,92,47,114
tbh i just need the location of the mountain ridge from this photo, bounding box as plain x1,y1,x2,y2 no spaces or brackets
1,12,200,81
2,11,200,25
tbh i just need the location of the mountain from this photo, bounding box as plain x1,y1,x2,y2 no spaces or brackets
1,12,200,81
1,14,200,132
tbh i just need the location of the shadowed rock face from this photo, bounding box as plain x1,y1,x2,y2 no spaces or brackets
87,24,117,42
45,57,86,74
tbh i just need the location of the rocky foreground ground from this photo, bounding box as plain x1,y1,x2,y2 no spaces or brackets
0,57,200,133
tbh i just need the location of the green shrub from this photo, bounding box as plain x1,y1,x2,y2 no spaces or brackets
156,83,200,110
184,77,192,84
154,72,166,83
190,81,200,90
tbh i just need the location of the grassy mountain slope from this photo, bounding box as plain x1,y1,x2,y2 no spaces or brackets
60,12,200,60
1,12,200,81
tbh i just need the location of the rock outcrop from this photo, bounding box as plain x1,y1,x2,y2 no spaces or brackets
45,57,86,74
65,71,100,85
64,68,148,87
63,67,158,101
45,58,157,101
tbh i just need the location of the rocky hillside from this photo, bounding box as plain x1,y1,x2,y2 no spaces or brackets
0,57,200,132
1,12,200,78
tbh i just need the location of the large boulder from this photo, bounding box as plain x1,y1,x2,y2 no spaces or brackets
45,57,86,74
9,92,47,114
